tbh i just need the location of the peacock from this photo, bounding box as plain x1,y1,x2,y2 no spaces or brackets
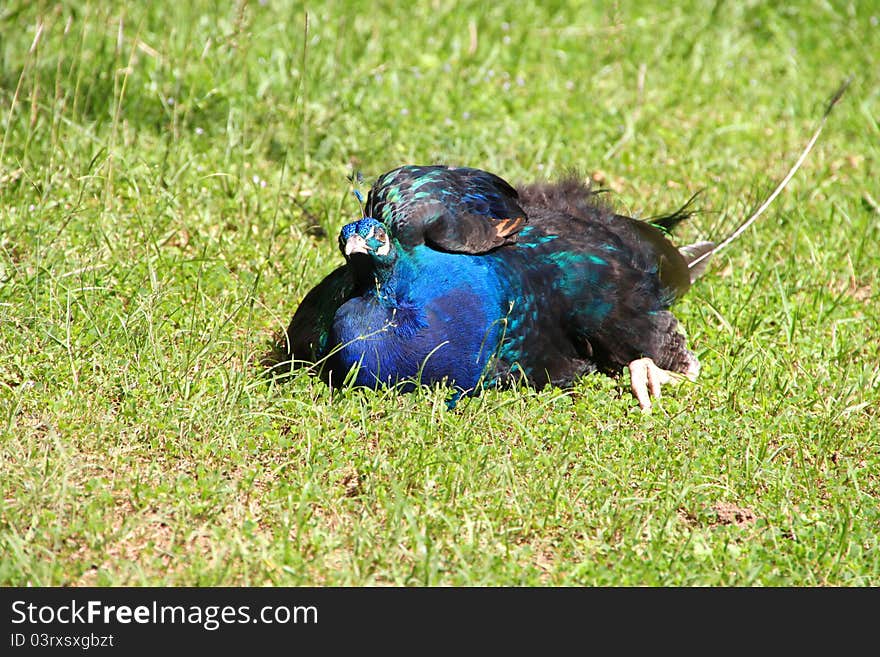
285,165,709,410
283,87,844,411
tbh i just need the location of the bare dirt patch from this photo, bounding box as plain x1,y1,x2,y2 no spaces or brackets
711,502,757,527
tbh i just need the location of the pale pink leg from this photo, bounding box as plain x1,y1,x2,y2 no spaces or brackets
628,357,699,413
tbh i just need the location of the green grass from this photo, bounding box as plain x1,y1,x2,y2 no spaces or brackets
1,0,878,586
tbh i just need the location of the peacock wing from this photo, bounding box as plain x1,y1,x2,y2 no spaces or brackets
365,165,527,254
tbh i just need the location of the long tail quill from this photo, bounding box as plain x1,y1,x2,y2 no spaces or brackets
687,78,851,272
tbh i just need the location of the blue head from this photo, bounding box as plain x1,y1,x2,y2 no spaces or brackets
339,217,397,267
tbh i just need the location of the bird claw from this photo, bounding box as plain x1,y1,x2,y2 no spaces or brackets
628,357,698,413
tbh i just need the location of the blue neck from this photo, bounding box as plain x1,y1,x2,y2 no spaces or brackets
329,246,506,392
369,249,416,308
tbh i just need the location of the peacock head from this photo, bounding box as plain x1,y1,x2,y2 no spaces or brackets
339,217,398,270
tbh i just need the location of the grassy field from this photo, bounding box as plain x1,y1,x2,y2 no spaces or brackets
1,0,878,586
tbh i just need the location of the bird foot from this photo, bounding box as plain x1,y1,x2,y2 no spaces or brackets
628,357,698,413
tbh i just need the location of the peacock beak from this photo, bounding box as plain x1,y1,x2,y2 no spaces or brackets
344,234,369,256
